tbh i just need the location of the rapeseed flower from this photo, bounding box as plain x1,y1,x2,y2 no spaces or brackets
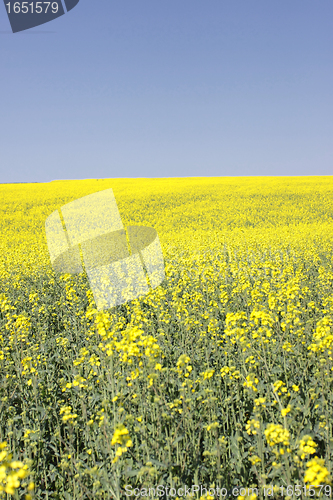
2,177,333,496
111,425,133,463
304,457,331,486
0,442,31,495
264,424,290,447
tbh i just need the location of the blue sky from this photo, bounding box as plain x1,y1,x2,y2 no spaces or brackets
1,0,332,183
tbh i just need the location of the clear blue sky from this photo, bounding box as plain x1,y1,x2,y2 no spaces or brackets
1,0,332,183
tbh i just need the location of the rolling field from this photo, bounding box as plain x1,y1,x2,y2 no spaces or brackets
1,176,333,499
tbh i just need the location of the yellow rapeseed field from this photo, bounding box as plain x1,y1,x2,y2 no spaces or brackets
1,176,333,499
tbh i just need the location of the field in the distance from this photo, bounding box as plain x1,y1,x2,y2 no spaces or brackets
1,176,333,499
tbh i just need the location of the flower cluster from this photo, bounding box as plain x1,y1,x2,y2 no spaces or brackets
0,442,33,497
2,177,333,497
111,425,133,463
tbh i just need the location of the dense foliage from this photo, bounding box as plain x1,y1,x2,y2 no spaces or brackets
1,177,333,499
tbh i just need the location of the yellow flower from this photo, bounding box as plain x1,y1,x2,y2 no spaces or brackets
264,424,290,447
304,457,331,486
59,405,78,423
243,374,259,392
201,369,215,380
245,419,260,435
281,405,292,417
299,436,317,460
249,455,261,466
177,355,191,367
254,397,266,407
111,424,133,463
0,441,30,495
206,421,219,431
238,493,257,500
